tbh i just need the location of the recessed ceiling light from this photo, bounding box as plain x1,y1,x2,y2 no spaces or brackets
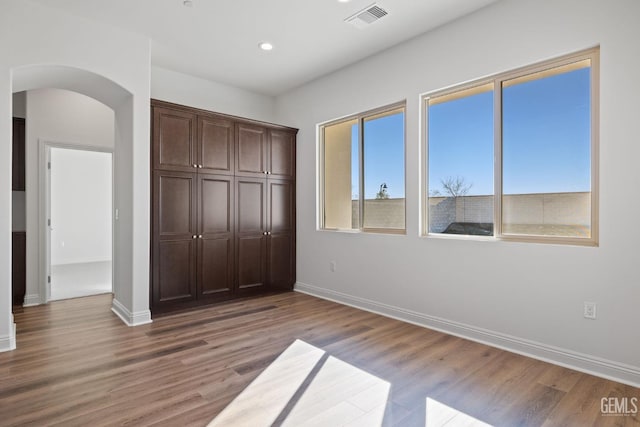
259,42,274,51
183,0,193,6
338,0,351,3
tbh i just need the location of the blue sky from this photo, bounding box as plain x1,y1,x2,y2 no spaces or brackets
351,112,405,199
348,66,591,200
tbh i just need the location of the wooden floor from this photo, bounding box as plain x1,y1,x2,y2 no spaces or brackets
1,293,638,426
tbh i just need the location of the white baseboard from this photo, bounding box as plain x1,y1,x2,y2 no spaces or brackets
111,298,152,327
22,294,42,307
0,317,16,352
295,281,640,388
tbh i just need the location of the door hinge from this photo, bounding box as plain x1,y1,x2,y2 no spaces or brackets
47,275,51,284
48,161,51,170
48,219,51,227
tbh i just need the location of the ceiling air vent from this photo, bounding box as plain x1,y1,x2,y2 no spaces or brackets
345,4,388,29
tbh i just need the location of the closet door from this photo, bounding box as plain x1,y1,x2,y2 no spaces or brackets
153,107,197,172
267,179,295,290
268,129,295,180
235,177,267,292
198,115,234,175
12,117,25,191
198,174,234,299
236,123,267,178
152,171,197,307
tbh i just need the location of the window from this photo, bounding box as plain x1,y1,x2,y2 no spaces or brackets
321,103,406,233
424,48,598,245
427,83,494,235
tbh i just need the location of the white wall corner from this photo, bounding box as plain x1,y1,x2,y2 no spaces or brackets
294,282,640,388
22,294,42,307
111,298,152,327
0,317,16,352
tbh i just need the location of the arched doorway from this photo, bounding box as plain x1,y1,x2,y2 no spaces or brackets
3,64,151,350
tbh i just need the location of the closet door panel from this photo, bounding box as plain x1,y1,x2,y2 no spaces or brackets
200,237,234,295
268,129,295,180
199,175,233,235
237,235,267,290
199,115,234,174
153,107,197,172
157,240,197,303
236,178,266,234
152,171,197,306
267,233,294,290
198,174,234,297
236,123,267,177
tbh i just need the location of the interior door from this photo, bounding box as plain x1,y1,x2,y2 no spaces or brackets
44,146,52,302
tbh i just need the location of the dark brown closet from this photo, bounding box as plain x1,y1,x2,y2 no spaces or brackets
150,100,296,314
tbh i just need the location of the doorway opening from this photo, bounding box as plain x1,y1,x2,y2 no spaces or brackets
46,145,113,301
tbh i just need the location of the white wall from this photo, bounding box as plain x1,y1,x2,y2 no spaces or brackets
12,92,26,118
0,0,152,349
50,148,112,266
26,89,114,148
151,66,276,124
277,0,640,386
11,192,25,232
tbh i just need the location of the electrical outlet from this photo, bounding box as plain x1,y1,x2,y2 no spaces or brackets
584,302,597,319
329,261,337,272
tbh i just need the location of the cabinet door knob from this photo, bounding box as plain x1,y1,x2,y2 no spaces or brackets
198,165,203,168
192,235,196,239
198,235,203,239
263,170,268,174
267,171,271,175
263,231,268,235
267,231,271,235
192,164,197,168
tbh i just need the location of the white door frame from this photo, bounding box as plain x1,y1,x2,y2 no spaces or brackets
38,140,114,303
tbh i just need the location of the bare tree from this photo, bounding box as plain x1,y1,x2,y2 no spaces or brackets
440,176,472,197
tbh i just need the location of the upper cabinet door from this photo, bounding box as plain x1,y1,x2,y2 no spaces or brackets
198,115,234,175
153,107,197,172
268,129,296,180
236,123,267,177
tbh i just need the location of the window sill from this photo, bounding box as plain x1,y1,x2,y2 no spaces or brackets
319,228,406,236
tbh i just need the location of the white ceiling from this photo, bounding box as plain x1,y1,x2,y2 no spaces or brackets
30,0,498,96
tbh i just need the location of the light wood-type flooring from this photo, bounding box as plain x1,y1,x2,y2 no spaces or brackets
1,292,639,426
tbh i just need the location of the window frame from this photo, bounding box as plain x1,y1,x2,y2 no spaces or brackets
319,101,407,234
422,47,599,246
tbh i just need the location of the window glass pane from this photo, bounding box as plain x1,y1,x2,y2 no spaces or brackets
362,108,405,230
502,61,591,238
323,118,359,229
428,84,494,236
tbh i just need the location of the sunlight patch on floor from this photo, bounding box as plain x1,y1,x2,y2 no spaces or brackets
425,397,493,427
208,339,390,427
